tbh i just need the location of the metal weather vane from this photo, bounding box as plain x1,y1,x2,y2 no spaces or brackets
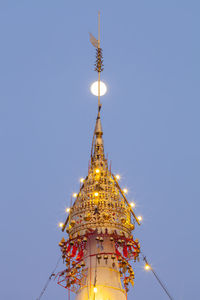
89,12,104,110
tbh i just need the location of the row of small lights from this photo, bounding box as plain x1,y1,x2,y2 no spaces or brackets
58,171,147,271
115,174,142,222
59,172,143,224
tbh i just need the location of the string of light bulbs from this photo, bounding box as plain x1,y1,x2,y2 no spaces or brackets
60,173,143,229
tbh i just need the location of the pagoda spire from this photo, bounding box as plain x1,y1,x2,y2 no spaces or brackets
91,104,105,166
57,13,141,300
95,105,103,137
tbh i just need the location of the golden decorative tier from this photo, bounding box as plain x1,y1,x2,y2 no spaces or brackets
66,110,135,237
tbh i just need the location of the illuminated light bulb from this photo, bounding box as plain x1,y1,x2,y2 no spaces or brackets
59,222,64,228
94,192,99,197
80,178,84,183
95,169,100,174
130,202,135,208
66,208,70,213
144,264,151,270
123,188,128,194
116,174,120,180
94,287,97,293
90,81,107,96
137,216,142,222
73,193,77,198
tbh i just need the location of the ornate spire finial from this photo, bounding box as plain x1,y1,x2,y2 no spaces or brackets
89,11,104,111
90,12,105,158
90,104,104,161
95,105,103,137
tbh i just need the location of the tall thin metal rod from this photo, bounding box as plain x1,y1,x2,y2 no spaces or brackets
98,11,101,109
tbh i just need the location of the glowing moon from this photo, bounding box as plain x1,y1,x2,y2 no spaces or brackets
90,81,107,96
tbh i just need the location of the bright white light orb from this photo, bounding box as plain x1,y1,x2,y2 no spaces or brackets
59,222,64,228
90,81,107,96
145,264,151,270
123,188,128,194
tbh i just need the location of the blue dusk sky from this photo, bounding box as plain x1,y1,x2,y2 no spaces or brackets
0,1,200,300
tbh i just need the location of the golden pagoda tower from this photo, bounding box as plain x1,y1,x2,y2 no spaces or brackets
57,13,141,300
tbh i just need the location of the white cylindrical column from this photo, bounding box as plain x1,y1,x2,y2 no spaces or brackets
75,234,126,300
